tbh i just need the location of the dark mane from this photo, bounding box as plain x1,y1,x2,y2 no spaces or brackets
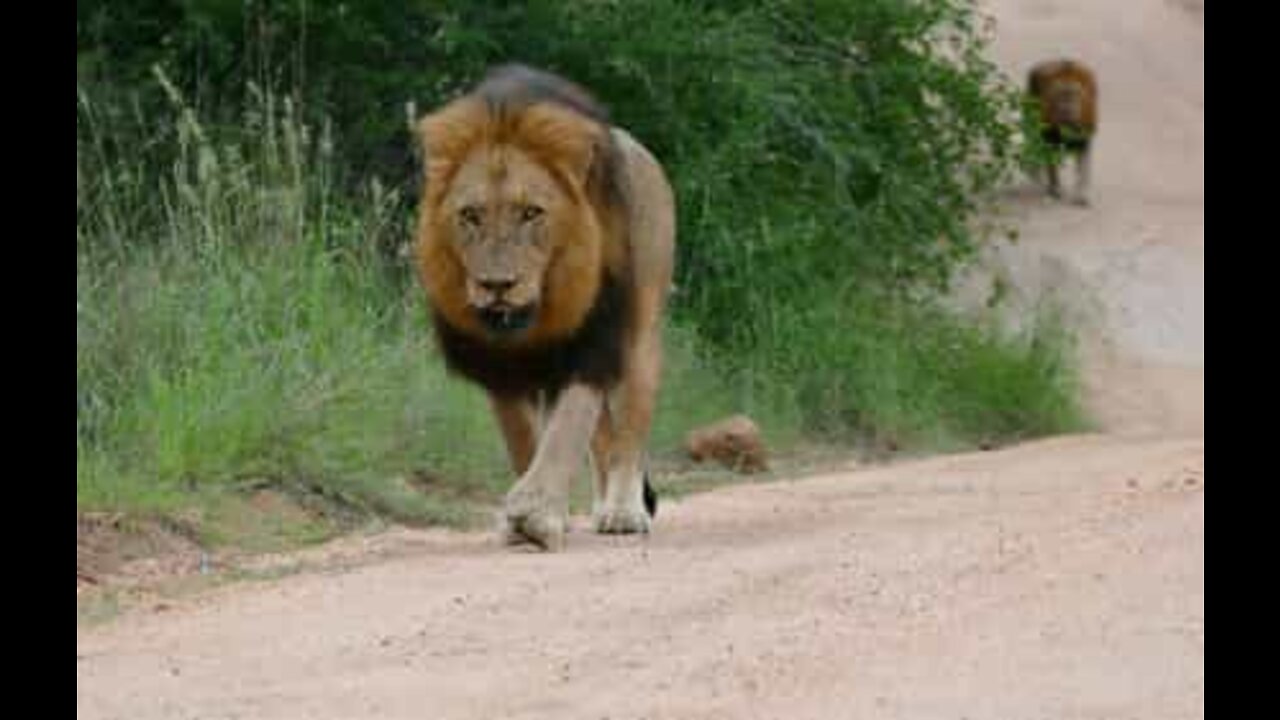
473,64,628,215
476,63,612,125
430,273,632,400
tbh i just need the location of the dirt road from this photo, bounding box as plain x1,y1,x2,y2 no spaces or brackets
77,0,1203,717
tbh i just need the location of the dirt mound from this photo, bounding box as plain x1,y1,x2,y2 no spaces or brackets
77,513,206,593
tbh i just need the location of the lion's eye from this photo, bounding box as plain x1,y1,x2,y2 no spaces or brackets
458,206,483,227
519,205,544,223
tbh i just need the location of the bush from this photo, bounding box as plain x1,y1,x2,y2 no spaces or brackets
78,0,1041,333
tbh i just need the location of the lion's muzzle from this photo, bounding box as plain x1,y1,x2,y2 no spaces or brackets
475,303,537,336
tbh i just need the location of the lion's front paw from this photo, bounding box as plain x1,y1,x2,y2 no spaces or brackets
502,488,567,552
593,505,652,535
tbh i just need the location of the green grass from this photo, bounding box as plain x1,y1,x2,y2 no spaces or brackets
76,79,510,533
758,291,1087,451
74,233,799,532
73,238,808,539
76,238,507,525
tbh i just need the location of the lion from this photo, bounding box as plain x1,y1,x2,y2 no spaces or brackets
1027,58,1098,205
412,64,676,551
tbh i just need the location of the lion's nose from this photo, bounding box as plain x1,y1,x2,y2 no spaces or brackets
478,276,516,296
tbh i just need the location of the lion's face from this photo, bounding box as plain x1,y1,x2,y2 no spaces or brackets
416,98,610,346
440,147,570,337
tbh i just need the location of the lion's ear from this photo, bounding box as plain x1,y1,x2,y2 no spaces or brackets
415,99,485,178
515,103,608,190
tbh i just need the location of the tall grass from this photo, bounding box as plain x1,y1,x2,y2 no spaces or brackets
77,75,504,525
761,293,1084,451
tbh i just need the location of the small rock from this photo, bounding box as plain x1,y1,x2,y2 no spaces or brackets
684,415,769,473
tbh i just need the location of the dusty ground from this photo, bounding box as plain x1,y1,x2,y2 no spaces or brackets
76,0,1203,717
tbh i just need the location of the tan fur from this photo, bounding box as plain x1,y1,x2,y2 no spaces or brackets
1028,58,1099,205
414,66,676,550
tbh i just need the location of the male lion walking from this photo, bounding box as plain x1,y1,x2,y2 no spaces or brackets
1028,58,1099,205
413,65,676,551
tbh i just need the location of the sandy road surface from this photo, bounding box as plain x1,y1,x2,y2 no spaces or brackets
78,436,1203,720
77,0,1203,717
